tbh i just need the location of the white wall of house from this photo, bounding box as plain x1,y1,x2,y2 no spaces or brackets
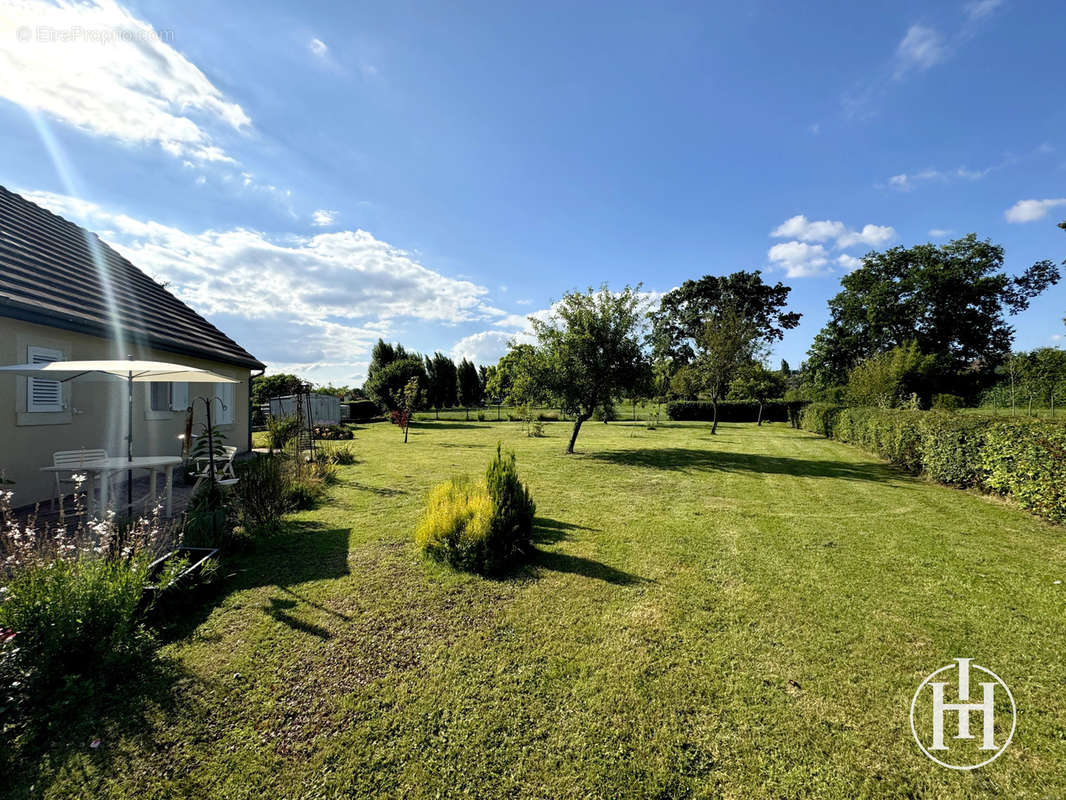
0,317,252,508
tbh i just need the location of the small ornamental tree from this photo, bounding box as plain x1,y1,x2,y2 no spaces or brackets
390,376,422,443
528,285,649,453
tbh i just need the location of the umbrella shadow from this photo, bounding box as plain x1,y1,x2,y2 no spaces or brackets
156,520,351,643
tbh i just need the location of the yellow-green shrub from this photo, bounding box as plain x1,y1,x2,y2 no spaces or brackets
415,477,494,572
415,445,536,574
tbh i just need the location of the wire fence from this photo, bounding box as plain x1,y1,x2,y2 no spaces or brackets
411,401,669,423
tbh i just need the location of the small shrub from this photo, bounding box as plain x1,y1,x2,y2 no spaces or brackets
0,558,153,694
527,420,544,438
477,411,486,422
414,477,494,573
267,415,302,450
183,480,238,550
320,442,357,465
0,489,180,719
234,455,290,532
932,393,964,412
415,445,535,575
285,479,321,511
484,445,536,569
592,404,616,422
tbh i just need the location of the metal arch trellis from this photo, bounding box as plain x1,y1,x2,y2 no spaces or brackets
292,381,317,462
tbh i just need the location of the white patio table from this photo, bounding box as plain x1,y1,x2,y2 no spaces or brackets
41,456,183,517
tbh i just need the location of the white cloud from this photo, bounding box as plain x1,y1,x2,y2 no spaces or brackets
768,241,829,278
311,209,337,227
450,330,532,367
966,0,1003,20
0,0,249,163
895,25,945,77
928,228,952,238
836,254,863,271
309,38,328,57
771,215,846,243
884,165,991,190
770,215,896,251
1004,198,1066,224
21,189,504,383
836,224,896,248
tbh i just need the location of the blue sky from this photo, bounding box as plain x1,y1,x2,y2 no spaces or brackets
1,0,1064,384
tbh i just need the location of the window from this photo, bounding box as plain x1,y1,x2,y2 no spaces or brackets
215,382,235,425
149,382,171,412
27,346,63,412
147,382,189,416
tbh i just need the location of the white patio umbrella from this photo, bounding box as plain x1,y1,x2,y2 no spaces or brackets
0,358,239,513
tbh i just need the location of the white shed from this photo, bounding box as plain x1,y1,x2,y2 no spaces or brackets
269,393,341,426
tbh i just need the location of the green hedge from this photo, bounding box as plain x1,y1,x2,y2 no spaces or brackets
666,400,804,424
799,403,1066,524
343,400,380,421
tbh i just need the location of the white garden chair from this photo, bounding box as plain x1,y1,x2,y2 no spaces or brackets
192,445,240,491
50,449,109,511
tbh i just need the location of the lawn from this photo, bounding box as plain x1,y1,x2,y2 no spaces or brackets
15,421,1066,799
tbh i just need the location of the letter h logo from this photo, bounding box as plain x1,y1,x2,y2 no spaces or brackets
929,658,997,751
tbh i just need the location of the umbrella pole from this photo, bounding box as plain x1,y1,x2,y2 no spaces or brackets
127,369,134,517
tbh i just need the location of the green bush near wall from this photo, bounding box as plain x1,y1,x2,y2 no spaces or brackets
798,403,1066,524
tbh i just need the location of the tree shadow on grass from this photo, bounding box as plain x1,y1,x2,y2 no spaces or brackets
514,516,646,586
531,516,596,545
410,421,483,430
348,481,408,496
583,447,902,483
527,549,648,586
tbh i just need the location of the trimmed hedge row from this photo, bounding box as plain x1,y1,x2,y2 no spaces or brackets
666,401,805,424
342,400,381,421
799,403,1066,524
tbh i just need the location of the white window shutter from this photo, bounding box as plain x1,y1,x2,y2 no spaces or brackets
215,382,235,425
27,346,63,412
170,382,189,411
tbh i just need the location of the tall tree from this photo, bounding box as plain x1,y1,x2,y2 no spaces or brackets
457,358,482,406
426,352,458,408
364,340,425,412
650,270,801,366
694,306,760,434
251,373,304,405
805,235,1060,394
528,285,649,453
487,344,545,406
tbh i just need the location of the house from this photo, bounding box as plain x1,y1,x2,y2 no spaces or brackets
0,186,265,507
